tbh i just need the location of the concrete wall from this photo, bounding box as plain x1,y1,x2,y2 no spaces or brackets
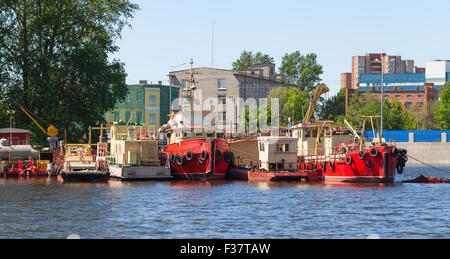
396,142,450,166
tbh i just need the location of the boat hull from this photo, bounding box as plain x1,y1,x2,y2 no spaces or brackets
166,139,231,180
227,168,323,182
58,172,109,183
109,165,171,181
320,146,398,183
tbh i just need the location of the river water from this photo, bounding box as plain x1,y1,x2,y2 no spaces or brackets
0,166,449,239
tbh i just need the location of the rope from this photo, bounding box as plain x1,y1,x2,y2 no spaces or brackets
407,155,450,174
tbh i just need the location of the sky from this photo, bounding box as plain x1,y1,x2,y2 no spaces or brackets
111,0,450,96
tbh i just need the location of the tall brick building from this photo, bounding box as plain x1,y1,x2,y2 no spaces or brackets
341,53,424,90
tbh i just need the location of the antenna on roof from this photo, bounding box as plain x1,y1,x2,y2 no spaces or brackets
211,21,215,68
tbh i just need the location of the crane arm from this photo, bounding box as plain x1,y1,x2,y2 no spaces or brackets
19,106,47,134
18,106,59,137
303,84,329,124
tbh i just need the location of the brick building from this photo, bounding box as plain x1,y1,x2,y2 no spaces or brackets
341,53,424,89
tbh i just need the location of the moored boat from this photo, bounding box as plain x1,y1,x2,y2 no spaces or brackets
96,123,171,181
228,136,323,182
58,144,109,183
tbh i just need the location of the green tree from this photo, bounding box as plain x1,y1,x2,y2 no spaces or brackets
0,0,139,143
319,88,346,122
435,81,450,130
232,51,274,70
279,51,323,92
268,86,309,125
345,92,416,130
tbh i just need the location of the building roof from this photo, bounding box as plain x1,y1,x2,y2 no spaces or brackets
0,128,32,134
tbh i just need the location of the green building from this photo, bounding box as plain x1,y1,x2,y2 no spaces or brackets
104,81,179,129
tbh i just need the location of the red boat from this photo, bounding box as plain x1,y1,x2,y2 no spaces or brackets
292,118,407,183
314,146,401,183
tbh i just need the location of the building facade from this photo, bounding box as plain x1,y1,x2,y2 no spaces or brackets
169,63,297,131
341,53,424,89
104,81,179,129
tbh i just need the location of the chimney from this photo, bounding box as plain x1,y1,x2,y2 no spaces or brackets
139,80,148,85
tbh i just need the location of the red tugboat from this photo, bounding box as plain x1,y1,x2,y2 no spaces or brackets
292,117,407,183
160,60,232,180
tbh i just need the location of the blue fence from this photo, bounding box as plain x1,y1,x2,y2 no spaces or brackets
360,131,449,143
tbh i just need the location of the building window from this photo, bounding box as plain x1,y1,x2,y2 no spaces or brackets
417,102,424,109
149,96,157,106
407,94,413,98
125,111,131,122
125,93,131,103
218,112,226,122
218,79,226,90
137,92,143,102
405,102,413,110
136,111,142,123
270,67,274,75
218,95,227,104
395,94,401,98
114,112,120,122
182,80,189,90
149,114,156,125
418,94,424,99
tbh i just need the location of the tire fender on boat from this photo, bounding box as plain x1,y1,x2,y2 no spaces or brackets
358,151,366,160
199,151,208,161
370,148,380,158
176,155,184,165
345,156,353,165
215,150,222,160
186,151,194,161
329,162,335,171
224,152,232,163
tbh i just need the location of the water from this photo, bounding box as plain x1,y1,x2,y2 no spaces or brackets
0,166,449,239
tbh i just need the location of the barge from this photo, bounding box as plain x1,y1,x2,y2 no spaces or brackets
96,123,171,181
58,144,109,183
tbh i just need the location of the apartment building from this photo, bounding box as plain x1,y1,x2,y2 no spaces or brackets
104,81,179,129
169,63,297,131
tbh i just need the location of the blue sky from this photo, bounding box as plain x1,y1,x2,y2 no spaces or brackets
112,0,450,96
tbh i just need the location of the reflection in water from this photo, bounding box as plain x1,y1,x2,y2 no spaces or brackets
0,166,449,239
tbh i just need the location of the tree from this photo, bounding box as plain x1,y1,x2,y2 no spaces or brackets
232,51,274,70
268,86,309,125
319,88,346,122
0,0,139,143
345,92,417,131
435,81,450,130
279,51,323,92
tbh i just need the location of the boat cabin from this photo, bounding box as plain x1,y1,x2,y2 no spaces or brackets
257,136,298,172
104,124,160,166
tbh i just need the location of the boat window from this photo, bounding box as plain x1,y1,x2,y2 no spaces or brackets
206,132,214,138
183,130,193,138
195,132,204,137
276,144,289,152
259,142,265,152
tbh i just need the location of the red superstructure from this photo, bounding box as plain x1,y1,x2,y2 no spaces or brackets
165,139,232,180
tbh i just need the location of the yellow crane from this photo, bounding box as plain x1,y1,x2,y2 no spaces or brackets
18,106,58,137
303,84,329,123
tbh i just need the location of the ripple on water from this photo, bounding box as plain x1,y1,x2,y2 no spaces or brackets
0,166,449,238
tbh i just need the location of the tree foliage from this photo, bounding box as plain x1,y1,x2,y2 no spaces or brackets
435,81,450,130
279,51,323,92
319,88,346,122
268,86,309,125
0,0,139,143
345,91,417,131
232,50,274,70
